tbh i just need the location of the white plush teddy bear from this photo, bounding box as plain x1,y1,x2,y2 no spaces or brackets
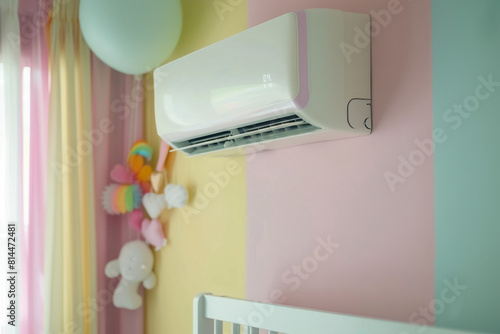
105,240,156,309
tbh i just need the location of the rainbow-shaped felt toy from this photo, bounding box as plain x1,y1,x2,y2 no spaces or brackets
101,140,157,231
128,140,153,162
102,184,143,215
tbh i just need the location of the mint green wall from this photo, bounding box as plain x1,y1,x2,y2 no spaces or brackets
433,1,500,333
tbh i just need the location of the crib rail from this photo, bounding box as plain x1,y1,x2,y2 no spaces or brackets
194,293,481,334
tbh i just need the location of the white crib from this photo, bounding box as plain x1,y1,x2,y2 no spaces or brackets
194,293,481,334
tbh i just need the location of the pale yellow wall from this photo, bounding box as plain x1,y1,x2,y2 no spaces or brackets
143,1,247,333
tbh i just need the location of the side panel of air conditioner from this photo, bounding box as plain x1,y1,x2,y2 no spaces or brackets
297,9,371,136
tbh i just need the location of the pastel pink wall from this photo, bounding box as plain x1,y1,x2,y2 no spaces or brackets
246,0,434,323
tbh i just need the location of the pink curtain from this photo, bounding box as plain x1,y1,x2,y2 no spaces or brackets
19,0,50,333
91,54,144,334
17,0,145,331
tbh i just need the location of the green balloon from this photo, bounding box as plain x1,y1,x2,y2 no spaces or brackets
79,0,182,75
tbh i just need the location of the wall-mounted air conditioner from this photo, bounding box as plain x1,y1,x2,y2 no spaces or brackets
154,8,371,157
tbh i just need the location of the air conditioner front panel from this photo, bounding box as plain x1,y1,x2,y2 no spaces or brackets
154,13,302,141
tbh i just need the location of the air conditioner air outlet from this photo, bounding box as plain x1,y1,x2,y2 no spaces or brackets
172,114,321,156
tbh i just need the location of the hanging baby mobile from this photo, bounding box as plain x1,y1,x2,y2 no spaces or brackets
102,140,188,250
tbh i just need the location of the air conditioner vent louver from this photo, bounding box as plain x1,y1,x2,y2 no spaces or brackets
172,114,320,156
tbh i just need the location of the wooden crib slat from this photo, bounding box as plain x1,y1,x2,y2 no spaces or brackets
242,325,258,334
214,320,223,334
231,323,240,334
194,294,214,334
